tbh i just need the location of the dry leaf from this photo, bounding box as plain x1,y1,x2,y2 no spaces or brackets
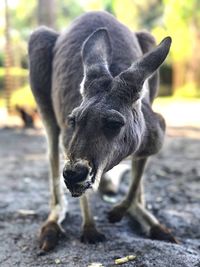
17,209,36,216
115,255,136,265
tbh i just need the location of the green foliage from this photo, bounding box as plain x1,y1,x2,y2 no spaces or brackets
0,0,200,101
0,52,4,67
112,0,139,29
0,83,36,109
162,0,193,61
151,0,200,62
57,0,84,29
0,67,28,76
0,67,28,91
174,83,200,98
10,84,36,108
9,0,37,40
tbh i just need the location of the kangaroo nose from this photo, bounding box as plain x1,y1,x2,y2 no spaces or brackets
63,161,89,185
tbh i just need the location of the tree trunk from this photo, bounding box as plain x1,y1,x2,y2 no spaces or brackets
184,22,200,96
4,0,13,113
190,27,200,87
38,0,57,29
172,61,185,93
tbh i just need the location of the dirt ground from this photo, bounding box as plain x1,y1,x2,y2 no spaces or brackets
0,126,199,267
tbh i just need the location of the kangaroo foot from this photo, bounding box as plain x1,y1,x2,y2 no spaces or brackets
150,224,179,244
108,203,127,223
39,221,63,251
81,225,106,244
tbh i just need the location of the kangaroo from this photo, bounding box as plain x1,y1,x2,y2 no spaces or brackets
28,11,177,251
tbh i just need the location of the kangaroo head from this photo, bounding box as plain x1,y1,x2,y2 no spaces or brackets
63,28,171,197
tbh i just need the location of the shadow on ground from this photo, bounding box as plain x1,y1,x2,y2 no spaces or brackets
0,127,199,267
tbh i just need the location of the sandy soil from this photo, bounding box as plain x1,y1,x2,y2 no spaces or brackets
0,126,199,267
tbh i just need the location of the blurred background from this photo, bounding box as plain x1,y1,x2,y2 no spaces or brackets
0,0,199,128
0,2,199,265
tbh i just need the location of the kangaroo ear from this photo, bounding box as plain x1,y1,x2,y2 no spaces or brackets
82,28,112,67
81,28,113,98
114,37,172,103
134,36,172,79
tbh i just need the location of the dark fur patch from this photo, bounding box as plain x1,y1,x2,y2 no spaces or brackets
108,204,127,223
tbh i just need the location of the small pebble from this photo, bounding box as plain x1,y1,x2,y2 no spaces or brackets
156,197,163,203
55,258,61,264
21,246,28,252
88,262,104,267
24,177,31,183
102,195,117,204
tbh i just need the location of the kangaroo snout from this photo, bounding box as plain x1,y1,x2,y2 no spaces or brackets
63,160,92,197
63,161,89,184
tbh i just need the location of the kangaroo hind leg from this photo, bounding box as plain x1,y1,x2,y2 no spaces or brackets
29,27,67,251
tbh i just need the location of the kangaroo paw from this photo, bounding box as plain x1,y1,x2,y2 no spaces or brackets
39,221,63,251
81,225,106,244
108,205,127,223
150,224,179,244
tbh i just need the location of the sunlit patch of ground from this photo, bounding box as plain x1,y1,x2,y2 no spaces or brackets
153,97,200,128
167,126,200,139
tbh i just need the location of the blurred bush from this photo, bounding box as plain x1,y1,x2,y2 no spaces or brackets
10,84,35,108
0,0,200,114
0,67,28,92
159,64,173,96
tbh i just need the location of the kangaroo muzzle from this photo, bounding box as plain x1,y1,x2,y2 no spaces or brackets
63,160,92,197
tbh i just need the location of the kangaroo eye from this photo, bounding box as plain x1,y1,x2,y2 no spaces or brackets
102,117,125,139
102,110,126,136
104,118,125,130
68,116,76,128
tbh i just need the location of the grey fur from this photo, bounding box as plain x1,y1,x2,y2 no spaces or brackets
28,11,172,246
